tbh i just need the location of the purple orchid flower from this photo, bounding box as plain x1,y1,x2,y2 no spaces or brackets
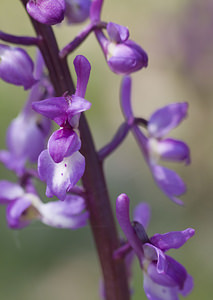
116,193,194,300
90,0,148,75
65,0,91,24
0,51,52,176
26,0,66,25
0,180,88,230
120,76,190,205
0,44,37,90
32,55,91,200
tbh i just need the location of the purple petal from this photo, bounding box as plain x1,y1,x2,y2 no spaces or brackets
180,274,194,296
143,272,179,300
116,193,144,261
146,263,178,288
6,193,42,229
74,55,91,98
38,150,85,200
151,165,186,205
150,228,195,252
0,181,24,204
120,76,134,121
107,22,129,43
148,103,188,138
133,202,151,230
67,95,91,127
39,194,88,229
143,243,167,274
164,256,187,290
0,150,25,176
0,44,37,90
48,128,81,163
90,0,103,21
6,113,48,164
65,0,91,24
6,197,32,229
32,97,68,126
107,40,148,74
26,0,65,25
148,138,190,165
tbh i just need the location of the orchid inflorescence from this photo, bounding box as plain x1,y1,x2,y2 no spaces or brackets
0,0,194,299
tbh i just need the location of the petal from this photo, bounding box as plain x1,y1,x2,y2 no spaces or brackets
26,0,65,25
120,76,134,121
133,202,151,230
107,22,129,43
154,138,190,165
146,263,177,288
65,0,91,24
180,274,194,296
38,150,85,200
151,165,186,205
48,128,81,163
0,181,24,204
67,95,91,127
164,256,188,290
0,150,25,176
74,55,91,98
32,97,68,126
6,193,42,229
150,228,195,252
148,103,188,138
0,44,37,90
143,272,179,300
107,40,148,74
6,113,48,164
116,193,144,261
143,243,167,274
38,194,88,229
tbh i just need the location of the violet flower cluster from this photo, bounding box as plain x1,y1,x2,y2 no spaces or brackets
0,1,195,299
116,194,194,300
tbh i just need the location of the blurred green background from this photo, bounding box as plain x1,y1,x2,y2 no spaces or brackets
0,0,212,299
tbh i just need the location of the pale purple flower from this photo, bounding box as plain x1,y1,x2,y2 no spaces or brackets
0,51,52,176
116,193,194,300
90,0,148,74
32,56,90,200
0,44,37,89
120,76,190,204
26,0,66,25
0,180,88,229
65,0,91,24
38,149,85,200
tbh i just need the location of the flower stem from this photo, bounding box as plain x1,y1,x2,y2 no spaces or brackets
19,1,130,299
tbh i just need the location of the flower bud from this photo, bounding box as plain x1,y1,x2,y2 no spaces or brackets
26,0,65,25
65,0,91,24
106,39,148,74
95,23,148,75
0,44,37,90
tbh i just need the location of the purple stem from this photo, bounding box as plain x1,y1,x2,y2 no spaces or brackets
59,21,107,58
19,1,130,299
0,30,41,46
98,122,130,161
